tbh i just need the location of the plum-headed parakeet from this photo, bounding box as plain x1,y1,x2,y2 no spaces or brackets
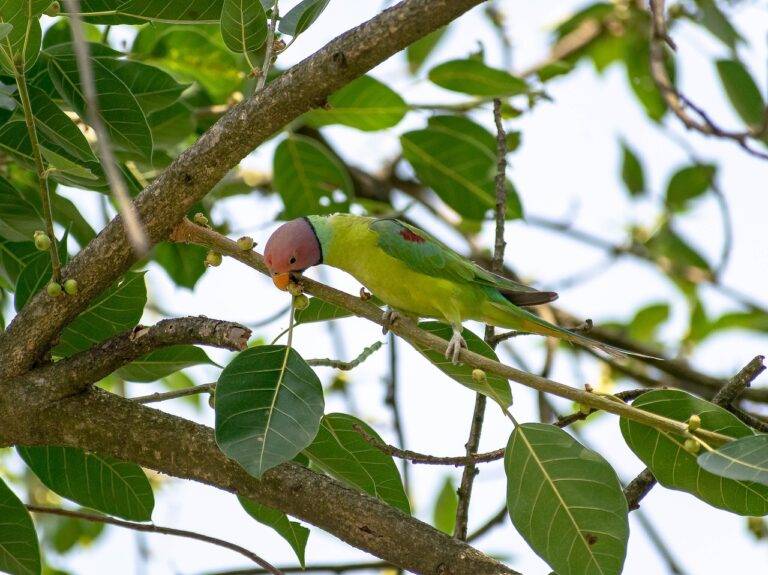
264,213,632,363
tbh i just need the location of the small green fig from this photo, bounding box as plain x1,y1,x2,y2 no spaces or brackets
47,281,62,297
34,231,51,251
293,293,309,310
205,251,222,267
64,278,78,295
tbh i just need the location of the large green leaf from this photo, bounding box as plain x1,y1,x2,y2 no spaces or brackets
0,175,42,241
215,345,324,478
401,115,522,220
432,476,457,534
106,58,187,113
0,0,49,72
665,164,715,212
304,75,407,131
505,423,629,575
294,296,354,324
694,0,744,50
0,477,40,575
116,345,216,382
46,44,153,158
428,59,528,97
25,84,96,162
620,140,645,197
406,27,446,74
624,36,667,122
272,135,352,218
620,389,768,515
716,59,766,129
414,321,512,408
220,0,268,56
147,100,196,149
627,302,669,344
239,497,309,567
0,238,38,288
17,446,155,521
698,435,768,487
132,26,241,104
54,272,147,357
42,18,102,49
304,413,410,513
116,0,224,23
153,241,207,289
279,0,330,37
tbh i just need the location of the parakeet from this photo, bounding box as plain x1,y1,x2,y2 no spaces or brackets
264,213,632,363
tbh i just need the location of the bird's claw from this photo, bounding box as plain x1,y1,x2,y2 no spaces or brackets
382,308,401,335
445,329,467,365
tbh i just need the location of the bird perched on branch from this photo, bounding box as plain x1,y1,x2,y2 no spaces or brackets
264,213,636,364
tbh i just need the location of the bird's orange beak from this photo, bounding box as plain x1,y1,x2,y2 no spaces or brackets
272,272,291,291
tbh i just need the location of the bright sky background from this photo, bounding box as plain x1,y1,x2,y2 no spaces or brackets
14,1,768,574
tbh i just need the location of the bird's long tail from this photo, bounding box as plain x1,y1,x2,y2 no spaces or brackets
485,301,656,360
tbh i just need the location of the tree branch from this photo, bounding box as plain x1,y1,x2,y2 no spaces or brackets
26,505,283,575
0,0,487,381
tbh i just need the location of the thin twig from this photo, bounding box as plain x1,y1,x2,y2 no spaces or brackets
386,332,410,494
306,341,383,370
454,98,509,541
12,66,61,281
61,0,148,254
712,355,765,406
647,0,768,161
201,562,389,575
26,505,283,575
132,383,216,405
257,1,280,92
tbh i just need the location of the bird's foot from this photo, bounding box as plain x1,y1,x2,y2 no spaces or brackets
445,328,467,365
382,308,401,335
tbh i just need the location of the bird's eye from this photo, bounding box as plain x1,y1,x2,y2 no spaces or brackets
289,256,297,264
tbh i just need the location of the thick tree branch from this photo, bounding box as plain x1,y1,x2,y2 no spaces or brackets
25,317,249,400
6,390,517,575
0,0,487,381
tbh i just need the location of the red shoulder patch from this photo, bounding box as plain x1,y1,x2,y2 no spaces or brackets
400,228,425,243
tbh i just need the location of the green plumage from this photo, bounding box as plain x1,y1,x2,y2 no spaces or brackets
308,213,632,358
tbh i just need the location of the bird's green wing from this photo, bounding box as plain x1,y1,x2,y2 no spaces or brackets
369,218,557,306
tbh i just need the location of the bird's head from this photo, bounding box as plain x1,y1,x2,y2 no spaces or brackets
264,217,322,290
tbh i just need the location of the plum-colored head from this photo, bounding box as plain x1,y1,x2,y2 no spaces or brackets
264,217,322,290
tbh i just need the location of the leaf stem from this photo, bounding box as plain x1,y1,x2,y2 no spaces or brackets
13,64,61,282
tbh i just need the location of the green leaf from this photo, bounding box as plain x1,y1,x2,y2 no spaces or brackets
52,195,96,247
644,223,711,278
698,435,768,487
716,59,766,129
0,237,38,288
624,36,667,122
46,44,153,158
115,0,224,23
239,497,309,567
132,26,241,104
505,423,629,575
54,272,147,357
154,241,206,289
24,84,96,162
18,446,155,521
694,0,744,50
401,115,522,220
414,321,512,408
14,230,68,311
627,302,669,343
294,296,353,324
0,0,49,72
0,175,43,241
116,345,216,382
279,0,330,37
428,59,528,97
304,413,410,513
46,513,105,554
40,146,97,180
537,60,575,82
42,18,101,49
620,141,645,197
272,135,352,219
0,477,40,575
107,58,187,113
406,27,446,74
215,345,324,478
221,0,267,57
432,476,457,534
148,101,196,149
304,75,407,131
620,389,768,515
665,164,715,212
